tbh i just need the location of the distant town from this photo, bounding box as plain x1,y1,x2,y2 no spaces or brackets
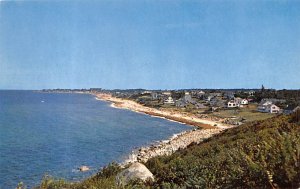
41,86,300,126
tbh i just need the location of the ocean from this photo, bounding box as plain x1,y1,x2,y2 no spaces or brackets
0,90,191,188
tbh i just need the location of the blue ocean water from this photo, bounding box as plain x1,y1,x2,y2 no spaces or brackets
0,90,191,188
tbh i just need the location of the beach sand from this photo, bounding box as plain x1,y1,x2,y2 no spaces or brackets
94,93,231,129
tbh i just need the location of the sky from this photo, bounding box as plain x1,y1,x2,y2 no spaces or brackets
0,0,300,90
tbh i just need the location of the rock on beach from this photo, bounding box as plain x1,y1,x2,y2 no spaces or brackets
116,162,154,186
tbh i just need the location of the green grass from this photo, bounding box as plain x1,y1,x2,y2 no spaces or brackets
212,104,275,122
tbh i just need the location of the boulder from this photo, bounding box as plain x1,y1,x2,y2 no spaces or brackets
116,162,154,186
79,165,90,172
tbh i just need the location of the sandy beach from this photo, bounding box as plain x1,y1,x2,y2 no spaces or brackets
92,92,232,165
93,92,231,129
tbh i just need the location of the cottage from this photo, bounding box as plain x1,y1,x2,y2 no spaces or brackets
227,100,238,108
183,92,193,103
257,100,280,113
234,97,243,105
210,97,226,107
151,92,158,100
266,104,281,113
241,99,249,105
162,91,171,96
164,96,174,104
175,99,187,107
257,100,273,112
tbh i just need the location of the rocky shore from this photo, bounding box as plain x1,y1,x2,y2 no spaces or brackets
122,128,223,165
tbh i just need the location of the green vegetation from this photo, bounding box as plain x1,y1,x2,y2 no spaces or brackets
35,112,300,189
212,104,275,122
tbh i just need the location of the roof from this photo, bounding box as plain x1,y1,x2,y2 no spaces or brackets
284,105,300,111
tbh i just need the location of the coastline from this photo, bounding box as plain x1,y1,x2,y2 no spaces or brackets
92,92,232,166
93,93,231,129
121,128,223,165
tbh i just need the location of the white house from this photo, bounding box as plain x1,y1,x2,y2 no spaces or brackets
164,96,174,104
266,104,281,113
227,100,238,108
228,98,248,108
257,101,273,112
241,99,249,105
257,100,280,113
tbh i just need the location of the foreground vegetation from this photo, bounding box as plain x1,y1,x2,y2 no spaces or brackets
29,112,300,189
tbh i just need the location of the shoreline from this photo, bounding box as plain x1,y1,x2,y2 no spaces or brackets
93,93,231,129
121,128,223,165
92,92,233,166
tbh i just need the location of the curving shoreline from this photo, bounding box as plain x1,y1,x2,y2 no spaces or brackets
92,92,232,166
93,93,232,129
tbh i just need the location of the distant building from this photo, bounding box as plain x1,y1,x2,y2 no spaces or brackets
247,90,255,96
151,92,158,100
234,97,243,105
257,100,273,112
227,98,248,108
199,91,205,95
183,92,195,103
162,91,171,96
164,96,174,104
241,99,249,105
257,100,280,113
266,104,281,113
227,100,238,108
239,99,249,107
175,99,187,107
210,97,226,108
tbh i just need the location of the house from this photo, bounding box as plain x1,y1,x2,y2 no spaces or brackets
257,100,280,113
183,92,193,103
183,92,197,104
227,100,238,108
257,100,273,112
266,104,281,113
210,97,226,108
227,98,247,108
175,99,187,107
234,97,243,105
246,90,255,96
151,92,158,100
241,99,249,105
162,91,171,96
284,105,300,114
164,96,174,104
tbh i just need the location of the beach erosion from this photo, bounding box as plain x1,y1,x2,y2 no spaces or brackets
92,92,232,165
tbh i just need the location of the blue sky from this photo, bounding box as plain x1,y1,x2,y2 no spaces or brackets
0,1,299,90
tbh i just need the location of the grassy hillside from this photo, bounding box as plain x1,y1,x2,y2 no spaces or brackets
32,112,300,189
